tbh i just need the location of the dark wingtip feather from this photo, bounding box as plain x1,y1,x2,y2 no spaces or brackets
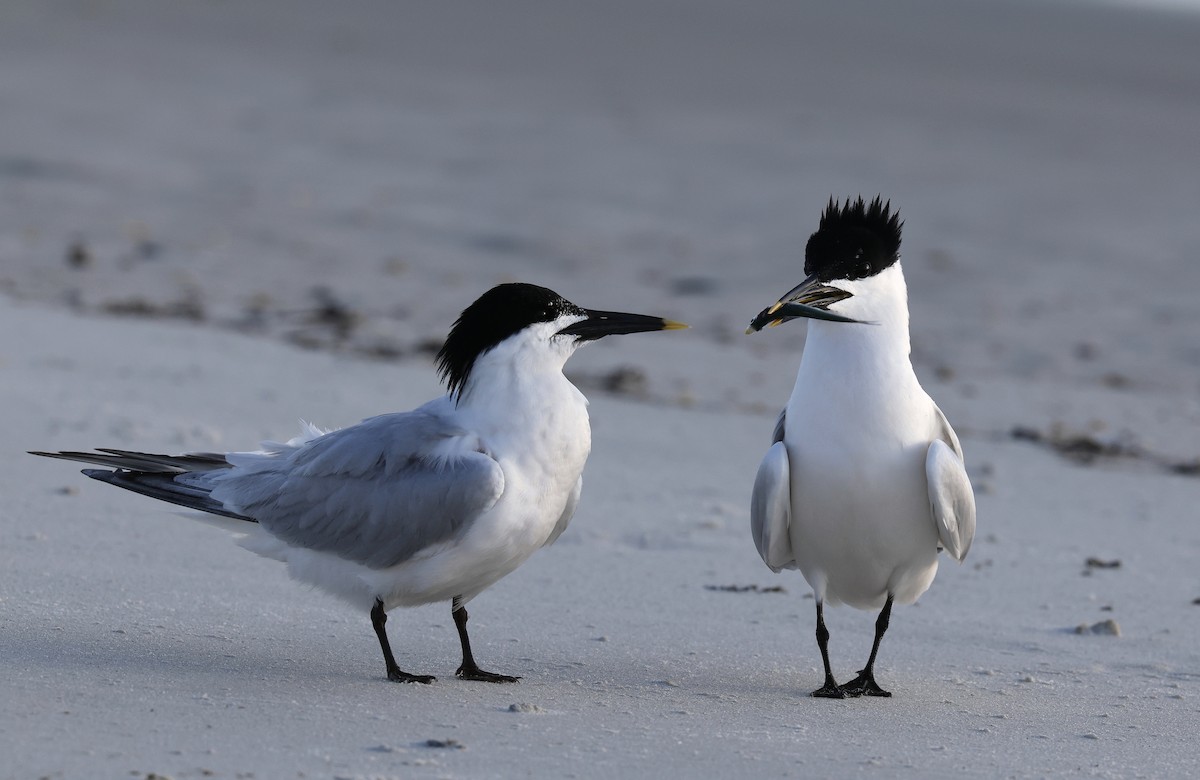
95,448,231,472
82,468,255,522
31,448,231,473
33,449,253,523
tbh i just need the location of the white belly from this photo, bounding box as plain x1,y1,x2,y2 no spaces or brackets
788,439,938,608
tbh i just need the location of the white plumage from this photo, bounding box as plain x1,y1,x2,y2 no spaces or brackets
748,198,975,698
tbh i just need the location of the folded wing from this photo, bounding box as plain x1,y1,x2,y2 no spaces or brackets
37,402,507,572
926,406,976,562
211,403,505,569
751,439,796,573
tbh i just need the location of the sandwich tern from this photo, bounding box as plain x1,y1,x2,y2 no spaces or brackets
34,282,685,684
746,197,976,698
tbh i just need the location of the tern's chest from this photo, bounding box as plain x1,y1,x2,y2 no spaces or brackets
784,352,934,501
788,336,931,445
473,380,592,493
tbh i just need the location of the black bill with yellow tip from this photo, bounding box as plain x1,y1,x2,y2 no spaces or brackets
745,274,862,333
559,310,688,341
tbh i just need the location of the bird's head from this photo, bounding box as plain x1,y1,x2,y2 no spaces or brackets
746,196,903,332
437,283,686,401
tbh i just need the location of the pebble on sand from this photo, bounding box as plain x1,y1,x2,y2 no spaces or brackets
1075,619,1121,637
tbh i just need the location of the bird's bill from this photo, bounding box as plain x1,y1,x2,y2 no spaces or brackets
745,274,860,333
558,310,688,341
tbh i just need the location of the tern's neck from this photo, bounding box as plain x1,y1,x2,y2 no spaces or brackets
455,336,587,430
801,265,913,379
454,340,592,475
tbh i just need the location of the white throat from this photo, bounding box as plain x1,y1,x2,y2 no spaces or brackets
808,262,912,362
790,262,921,414
455,318,591,448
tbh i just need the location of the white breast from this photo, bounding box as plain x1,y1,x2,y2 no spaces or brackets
783,275,941,608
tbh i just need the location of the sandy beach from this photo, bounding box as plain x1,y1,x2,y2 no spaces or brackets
3,1,1199,777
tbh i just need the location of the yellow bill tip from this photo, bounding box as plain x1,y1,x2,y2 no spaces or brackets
745,318,782,335
662,319,690,331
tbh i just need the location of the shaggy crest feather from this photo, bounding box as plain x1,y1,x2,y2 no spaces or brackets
804,196,903,283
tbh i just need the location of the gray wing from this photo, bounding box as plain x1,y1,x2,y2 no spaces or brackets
927,404,975,562
932,403,964,460
750,441,796,572
543,475,582,547
771,408,786,445
210,404,505,569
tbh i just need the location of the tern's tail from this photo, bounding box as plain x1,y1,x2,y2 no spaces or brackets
29,449,256,523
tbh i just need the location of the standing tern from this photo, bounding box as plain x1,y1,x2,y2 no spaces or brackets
746,197,976,698
33,283,685,684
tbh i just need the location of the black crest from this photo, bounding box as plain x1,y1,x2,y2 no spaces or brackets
436,283,584,401
804,196,903,282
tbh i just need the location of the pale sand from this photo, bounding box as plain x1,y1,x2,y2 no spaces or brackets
3,1,1199,777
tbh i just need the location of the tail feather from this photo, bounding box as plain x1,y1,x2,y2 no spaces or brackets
30,449,255,523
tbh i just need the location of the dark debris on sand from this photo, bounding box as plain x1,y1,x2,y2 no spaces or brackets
100,293,206,322
704,584,787,594
1010,425,1200,478
423,738,465,750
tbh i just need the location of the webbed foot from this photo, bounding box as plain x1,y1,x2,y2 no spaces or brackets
839,669,891,697
456,664,520,683
387,669,436,684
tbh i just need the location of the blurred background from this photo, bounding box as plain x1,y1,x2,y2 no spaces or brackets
3,0,1199,457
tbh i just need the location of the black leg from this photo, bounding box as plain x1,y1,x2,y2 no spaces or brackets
452,597,520,683
811,600,845,698
840,594,893,697
371,599,435,684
